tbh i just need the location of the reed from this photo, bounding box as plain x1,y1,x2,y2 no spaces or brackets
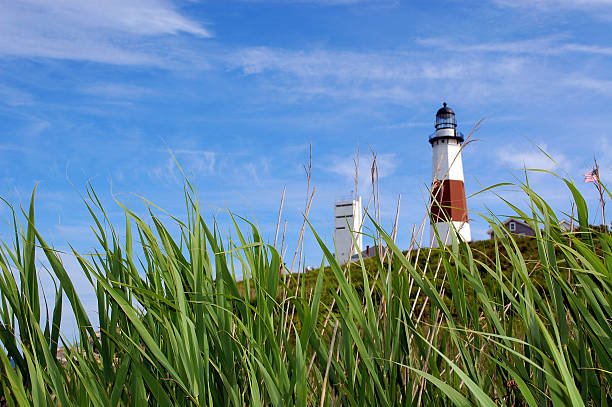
0,172,610,406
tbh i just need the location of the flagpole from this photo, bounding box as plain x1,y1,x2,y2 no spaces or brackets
594,157,606,227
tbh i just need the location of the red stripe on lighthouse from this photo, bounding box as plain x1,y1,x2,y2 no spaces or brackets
430,179,468,223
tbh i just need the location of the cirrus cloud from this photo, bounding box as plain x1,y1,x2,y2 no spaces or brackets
0,0,211,66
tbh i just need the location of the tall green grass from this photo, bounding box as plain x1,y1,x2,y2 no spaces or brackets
0,175,610,406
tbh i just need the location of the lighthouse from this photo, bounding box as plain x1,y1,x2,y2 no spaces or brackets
429,103,471,247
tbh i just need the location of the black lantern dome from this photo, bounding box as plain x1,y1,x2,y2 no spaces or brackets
435,102,456,130
429,102,464,144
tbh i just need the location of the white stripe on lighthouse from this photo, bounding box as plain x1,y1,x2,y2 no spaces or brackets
430,222,472,248
431,139,464,182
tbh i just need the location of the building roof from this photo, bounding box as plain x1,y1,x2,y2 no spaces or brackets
487,217,534,236
502,217,531,228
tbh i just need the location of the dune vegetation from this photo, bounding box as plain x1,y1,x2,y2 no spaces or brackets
0,173,610,406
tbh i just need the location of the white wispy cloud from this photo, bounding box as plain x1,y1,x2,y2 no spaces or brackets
564,75,612,96
374,121,431,130
230,48,411,79
179,151,217,176
326,152,399,187
222,34,612,109
229,47,495,81
493,0,612,9
80,83,158,99
497,144,570,172
492,0,612,20
417,36,612,57
245,0,396,4
416,36,563,55
0,84,35,106
561,43,612,56
0,0,211,65
224,46,545,105
149,150,217,184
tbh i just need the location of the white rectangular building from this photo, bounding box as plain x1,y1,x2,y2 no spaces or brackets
334,197,363,264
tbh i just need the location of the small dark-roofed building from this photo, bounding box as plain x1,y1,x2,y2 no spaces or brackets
350,245,383,261
488,218,535,239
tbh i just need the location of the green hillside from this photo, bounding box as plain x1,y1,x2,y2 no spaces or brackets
242,235,543,317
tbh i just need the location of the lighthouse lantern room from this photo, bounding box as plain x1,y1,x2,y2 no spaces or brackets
429,103,471,247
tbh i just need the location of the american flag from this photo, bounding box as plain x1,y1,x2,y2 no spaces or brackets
584,168,598,183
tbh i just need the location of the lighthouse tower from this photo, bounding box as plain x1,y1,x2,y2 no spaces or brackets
429,103,471,247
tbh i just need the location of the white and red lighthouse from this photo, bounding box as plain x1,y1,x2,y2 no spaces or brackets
429,103,471,247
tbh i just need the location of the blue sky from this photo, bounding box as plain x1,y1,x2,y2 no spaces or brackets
1,0,612,332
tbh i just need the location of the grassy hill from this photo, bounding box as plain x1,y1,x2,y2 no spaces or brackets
240,235,544,317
